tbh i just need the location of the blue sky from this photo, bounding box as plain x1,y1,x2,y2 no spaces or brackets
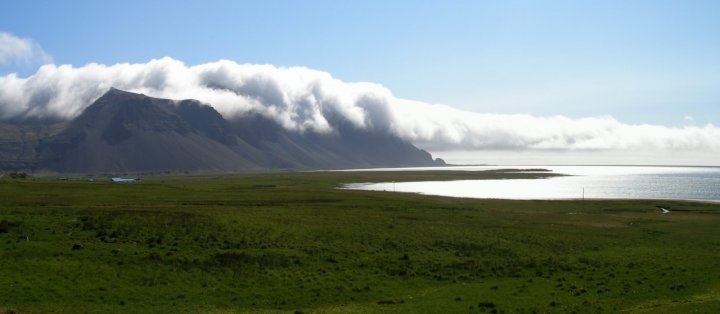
1,0,719,126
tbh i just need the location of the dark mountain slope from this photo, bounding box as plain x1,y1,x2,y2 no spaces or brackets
37,88,259,173
0,121,66,171
228,113,443,169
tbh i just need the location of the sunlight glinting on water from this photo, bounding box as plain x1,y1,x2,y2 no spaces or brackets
344,166,720,201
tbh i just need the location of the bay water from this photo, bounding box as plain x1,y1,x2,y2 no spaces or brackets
342,166,720,201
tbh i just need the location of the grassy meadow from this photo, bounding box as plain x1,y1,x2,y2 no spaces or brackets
1,170,720,313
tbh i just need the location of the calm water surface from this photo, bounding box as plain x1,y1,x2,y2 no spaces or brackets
342,166,720,201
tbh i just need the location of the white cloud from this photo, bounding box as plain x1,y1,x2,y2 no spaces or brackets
0,32,53,66
0,57,719,158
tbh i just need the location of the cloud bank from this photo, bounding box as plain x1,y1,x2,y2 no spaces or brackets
1,57,719,156
0,32,52,66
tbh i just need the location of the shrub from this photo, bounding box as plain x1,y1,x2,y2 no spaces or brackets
478,301,496,308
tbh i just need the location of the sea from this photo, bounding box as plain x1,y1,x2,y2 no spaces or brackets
342,165,720,202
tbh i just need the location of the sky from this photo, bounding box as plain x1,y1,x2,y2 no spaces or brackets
1,0,719,165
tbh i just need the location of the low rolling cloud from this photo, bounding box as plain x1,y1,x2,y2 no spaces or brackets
0,57,719,156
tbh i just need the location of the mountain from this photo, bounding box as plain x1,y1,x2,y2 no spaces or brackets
0,120,67,170
35,89,260,172
0,88,444,173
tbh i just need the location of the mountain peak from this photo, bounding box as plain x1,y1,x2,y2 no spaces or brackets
98,87,147,101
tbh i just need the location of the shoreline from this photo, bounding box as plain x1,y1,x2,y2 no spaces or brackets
342,184,720,204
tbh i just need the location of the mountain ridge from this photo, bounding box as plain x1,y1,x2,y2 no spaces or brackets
0,88,445,174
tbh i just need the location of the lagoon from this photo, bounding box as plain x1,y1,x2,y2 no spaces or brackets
343,165,720,201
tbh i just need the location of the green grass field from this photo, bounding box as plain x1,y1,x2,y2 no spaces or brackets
1,171,719,313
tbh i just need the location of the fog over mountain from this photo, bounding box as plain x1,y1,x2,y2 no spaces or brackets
1,57,719,163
